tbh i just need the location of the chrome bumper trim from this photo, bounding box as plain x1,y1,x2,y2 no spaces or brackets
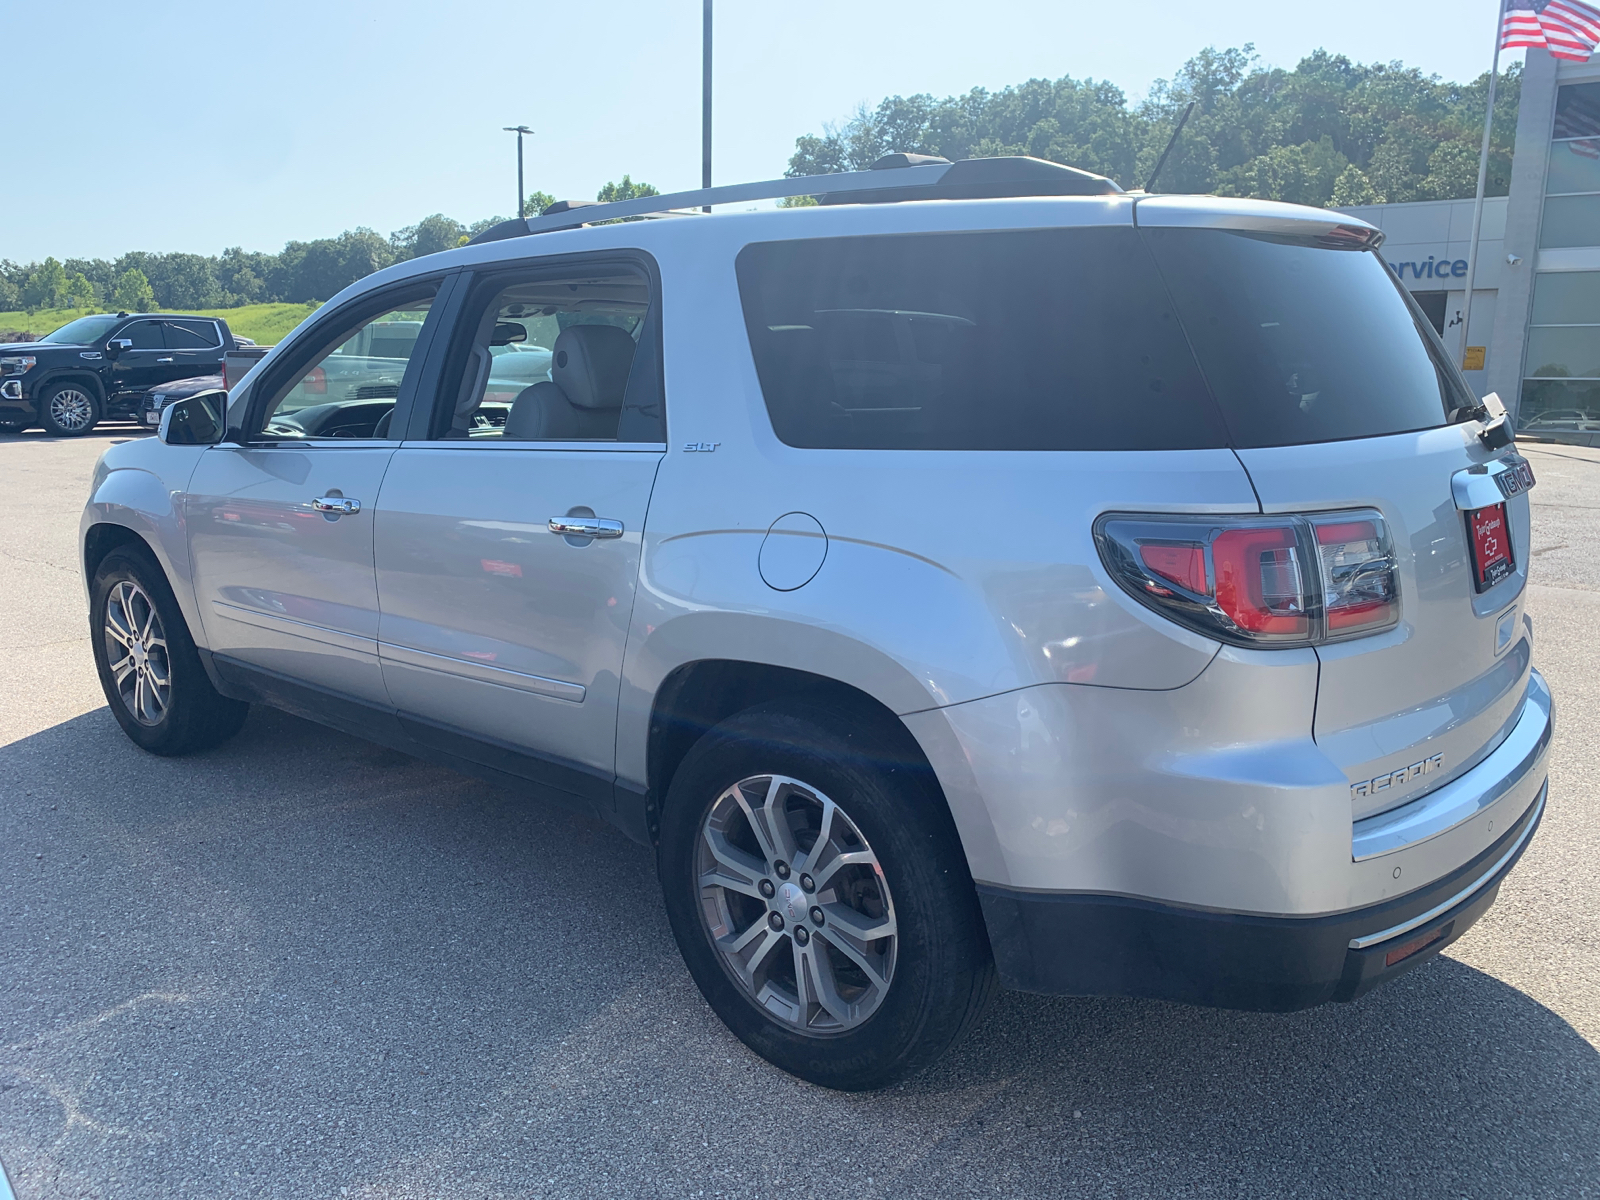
0,379,22,400
1348,784,1545,950
1351,668,1552,861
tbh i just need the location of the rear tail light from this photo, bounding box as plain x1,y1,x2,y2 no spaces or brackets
1095,509,1399,648
302,366,327,395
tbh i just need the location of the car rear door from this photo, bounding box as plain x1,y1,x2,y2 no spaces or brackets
160,319,227,384
1138,204,1536,823
371,257,666,807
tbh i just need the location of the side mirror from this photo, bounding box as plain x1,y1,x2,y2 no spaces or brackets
159,390,226,446
107,338,133,357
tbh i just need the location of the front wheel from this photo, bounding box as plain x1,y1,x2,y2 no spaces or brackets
659,702,995,1090
40,382,99,436
90,545,249,754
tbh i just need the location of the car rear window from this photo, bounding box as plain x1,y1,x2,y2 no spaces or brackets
1140,228,1466,448
735,228,1228,451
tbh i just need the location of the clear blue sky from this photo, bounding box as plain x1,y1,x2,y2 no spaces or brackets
1,0,1516,264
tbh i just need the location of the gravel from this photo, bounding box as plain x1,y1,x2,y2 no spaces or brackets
1,429,1597,1199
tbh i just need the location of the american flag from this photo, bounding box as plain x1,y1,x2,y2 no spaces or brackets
1502,0,1600,60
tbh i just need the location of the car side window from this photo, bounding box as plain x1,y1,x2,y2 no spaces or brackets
118,321,164,350
429,262,664,442
252,288,437,441
163,320,221,349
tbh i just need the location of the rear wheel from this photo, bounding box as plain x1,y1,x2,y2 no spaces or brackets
90,545,249,755
40,382,99,436
659,702,995,1090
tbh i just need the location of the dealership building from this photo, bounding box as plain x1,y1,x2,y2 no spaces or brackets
1335,49,1599,430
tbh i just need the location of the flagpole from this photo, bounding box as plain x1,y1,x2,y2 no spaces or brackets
1458,2,1505,385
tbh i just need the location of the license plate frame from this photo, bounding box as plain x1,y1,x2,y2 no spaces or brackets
1467,502,1514,592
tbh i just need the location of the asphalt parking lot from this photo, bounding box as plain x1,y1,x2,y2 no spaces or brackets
1,426,1598,1199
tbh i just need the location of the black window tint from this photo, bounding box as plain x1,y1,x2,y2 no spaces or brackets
736,228,1226,451
119,321,164,350
1141,229,1458,448
163,320,220,349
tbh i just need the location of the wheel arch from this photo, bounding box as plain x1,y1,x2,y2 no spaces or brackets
36,369,107,405
639,657,1005,886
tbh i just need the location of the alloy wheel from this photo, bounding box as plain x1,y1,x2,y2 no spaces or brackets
48,387,95,433
696,774,897,1034
104,580,171,726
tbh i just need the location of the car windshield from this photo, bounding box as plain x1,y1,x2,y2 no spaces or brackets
41,314,123,344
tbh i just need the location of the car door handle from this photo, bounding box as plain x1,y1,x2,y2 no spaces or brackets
312,496,362,515
549,516,623,539
156,356,174,363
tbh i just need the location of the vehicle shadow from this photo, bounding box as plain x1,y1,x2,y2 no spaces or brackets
0,705,1595,1199
0,423,152,444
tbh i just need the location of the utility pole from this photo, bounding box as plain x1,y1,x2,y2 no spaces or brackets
503,125,534,218
702,0,712,212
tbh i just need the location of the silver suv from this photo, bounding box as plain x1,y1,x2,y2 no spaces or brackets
80,155,1552,1091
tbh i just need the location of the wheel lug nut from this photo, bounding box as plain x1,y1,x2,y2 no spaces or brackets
799,873,814,892
794,926,810,946
768,912,785,932
774,861,790,879
758,879,775,898
810,906,825,926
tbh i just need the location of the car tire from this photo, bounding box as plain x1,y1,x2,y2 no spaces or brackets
39,381,100,437
90,544,249,755
659,701,996,1091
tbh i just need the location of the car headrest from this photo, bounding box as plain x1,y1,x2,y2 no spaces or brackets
551,324,635,410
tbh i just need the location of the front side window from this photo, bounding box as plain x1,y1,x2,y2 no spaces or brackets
430,264,660,442
255,291,436,440
736,227,1226,451
118,320,165,350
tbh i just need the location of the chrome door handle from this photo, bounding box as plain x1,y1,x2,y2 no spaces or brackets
312,496,362,514
549,516,623,539
156,356,174,363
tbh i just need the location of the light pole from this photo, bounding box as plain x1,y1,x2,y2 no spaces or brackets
702,0,712,212
503,125,534,218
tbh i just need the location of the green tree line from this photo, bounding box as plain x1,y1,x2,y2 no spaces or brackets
0,177,659,316
788,46,1521,207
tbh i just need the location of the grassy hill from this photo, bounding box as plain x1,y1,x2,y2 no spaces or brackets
0,301,321,347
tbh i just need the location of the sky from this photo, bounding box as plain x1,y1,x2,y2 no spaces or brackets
0,0,1520,264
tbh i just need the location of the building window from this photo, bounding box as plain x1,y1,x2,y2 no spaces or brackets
1541,85,1600,250
1520,271,1600,431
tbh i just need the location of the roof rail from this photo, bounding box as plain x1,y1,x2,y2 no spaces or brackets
467,155,1122,245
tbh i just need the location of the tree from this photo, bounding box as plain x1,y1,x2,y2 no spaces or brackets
64,273,98,309
1330,164,1381,205
597,176,660,202
785,46,1522,210
526,190,556,216
111,267,155,312
20,258,68,312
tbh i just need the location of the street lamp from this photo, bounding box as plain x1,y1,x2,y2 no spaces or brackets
503,125,534,219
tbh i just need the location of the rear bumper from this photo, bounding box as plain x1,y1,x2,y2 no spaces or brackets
979,779,1545,1011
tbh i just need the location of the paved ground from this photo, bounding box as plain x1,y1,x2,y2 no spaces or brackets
1,426,1597,1200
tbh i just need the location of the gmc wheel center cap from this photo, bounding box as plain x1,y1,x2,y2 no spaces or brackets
777,881,808,924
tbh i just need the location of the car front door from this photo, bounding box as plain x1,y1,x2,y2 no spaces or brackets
185,280,448,708
108,319,171,394
372,258,666,808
